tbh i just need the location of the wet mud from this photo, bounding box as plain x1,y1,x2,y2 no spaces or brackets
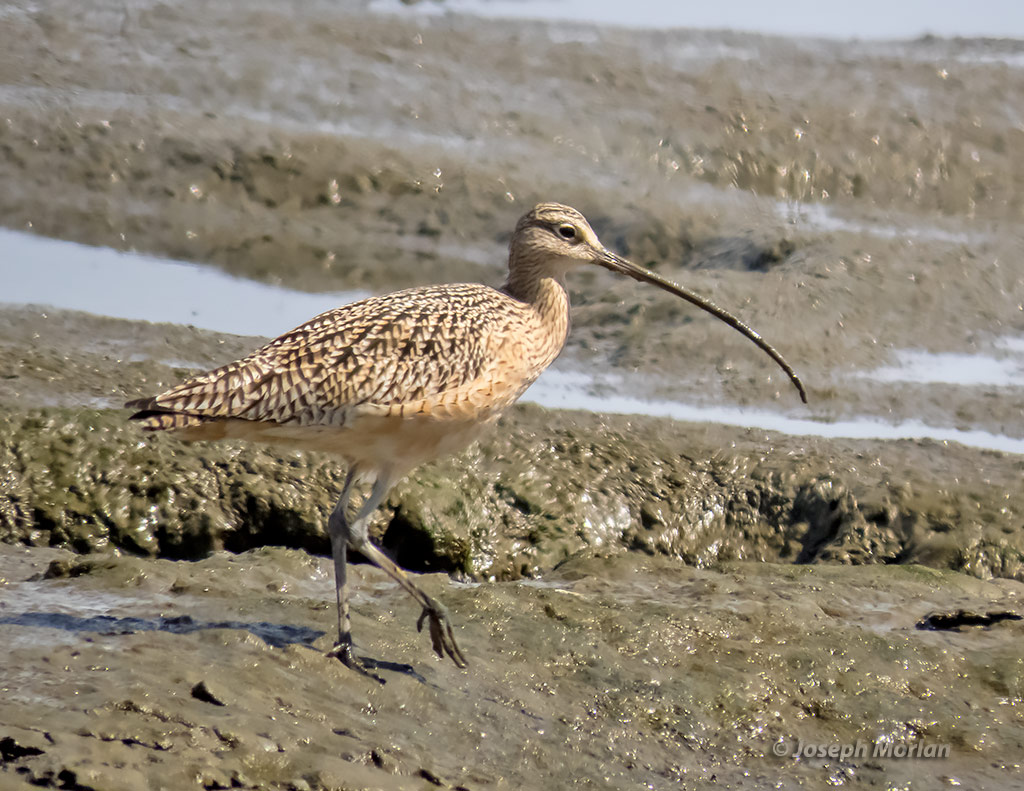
2,309,1023,789
2,0,1024,788
3,545,1024,790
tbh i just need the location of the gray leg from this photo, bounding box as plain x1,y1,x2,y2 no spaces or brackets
325,467,361,669
344,470,468,669
357,540,467,668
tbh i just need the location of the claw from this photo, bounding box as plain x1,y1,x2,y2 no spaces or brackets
326,640,385,683
417,599,468,668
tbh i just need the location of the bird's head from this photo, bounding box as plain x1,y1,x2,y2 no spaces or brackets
510,202,618,275
506,202,808,404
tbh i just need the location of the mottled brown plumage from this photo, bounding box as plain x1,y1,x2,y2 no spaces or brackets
127,202,805,673
127,283,563,468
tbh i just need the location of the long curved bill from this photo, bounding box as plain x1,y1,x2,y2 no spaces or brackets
595,249,808,404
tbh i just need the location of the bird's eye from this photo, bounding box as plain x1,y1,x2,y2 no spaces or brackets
557,224,577,241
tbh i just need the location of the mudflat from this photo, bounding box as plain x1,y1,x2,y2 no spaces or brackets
1,2,1022,789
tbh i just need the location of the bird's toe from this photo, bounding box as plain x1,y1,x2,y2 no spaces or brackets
417,600,468,668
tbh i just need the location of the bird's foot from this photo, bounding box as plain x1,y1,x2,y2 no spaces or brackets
326,639,385,684
416,598,468,668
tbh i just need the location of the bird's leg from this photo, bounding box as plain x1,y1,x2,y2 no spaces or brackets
345,471,468,669
358,541,468,668
325,467,362,669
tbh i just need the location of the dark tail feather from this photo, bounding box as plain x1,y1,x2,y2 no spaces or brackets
126,398,212,432
127,409,210,432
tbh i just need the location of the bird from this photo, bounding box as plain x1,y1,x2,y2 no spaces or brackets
126,202,806,672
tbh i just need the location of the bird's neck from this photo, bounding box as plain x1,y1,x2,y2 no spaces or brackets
502,249,567,300
502,265,568,313
501,268,571,351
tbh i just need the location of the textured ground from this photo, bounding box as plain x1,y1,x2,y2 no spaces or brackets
1,1,1023,789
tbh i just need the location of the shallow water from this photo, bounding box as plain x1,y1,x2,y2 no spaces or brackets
530,369,1024,454
860,342,1024,387
0,228,367,337
368,0,1024,40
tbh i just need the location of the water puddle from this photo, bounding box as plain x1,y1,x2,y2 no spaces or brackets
0,578,322,654
0,228,367,338
0,610,321,649
525,370,1024,455
858,341,1024,387
368,0,1024,41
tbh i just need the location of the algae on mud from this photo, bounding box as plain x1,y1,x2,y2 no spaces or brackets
3,398,1024,584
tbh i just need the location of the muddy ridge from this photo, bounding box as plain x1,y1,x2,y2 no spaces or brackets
2,403,1023,584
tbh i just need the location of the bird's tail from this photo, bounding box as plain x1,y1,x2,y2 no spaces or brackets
125,397,214,432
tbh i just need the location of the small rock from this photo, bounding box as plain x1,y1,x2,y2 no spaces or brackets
190,679,230,706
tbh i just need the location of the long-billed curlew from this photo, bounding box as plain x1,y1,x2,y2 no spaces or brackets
127,203,806,671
